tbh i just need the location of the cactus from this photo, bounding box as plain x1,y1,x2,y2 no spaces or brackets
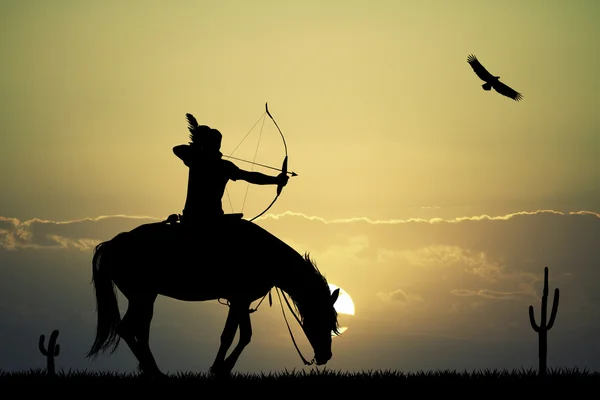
528,266,559,376
39,329,60,376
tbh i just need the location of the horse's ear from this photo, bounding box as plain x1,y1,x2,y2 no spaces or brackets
331,288,340,304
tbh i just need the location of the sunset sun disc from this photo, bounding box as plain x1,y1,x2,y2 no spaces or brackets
329,284,355,316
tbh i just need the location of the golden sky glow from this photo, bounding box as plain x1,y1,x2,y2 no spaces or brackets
1,1,599,222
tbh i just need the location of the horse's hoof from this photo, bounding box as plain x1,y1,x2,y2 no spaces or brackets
138,369,167,381
209,365,231,379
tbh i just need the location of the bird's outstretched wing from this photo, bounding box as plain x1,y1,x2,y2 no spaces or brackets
467,54,494,82
493,80,523,101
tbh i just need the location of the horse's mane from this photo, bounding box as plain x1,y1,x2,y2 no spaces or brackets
289,252,341,336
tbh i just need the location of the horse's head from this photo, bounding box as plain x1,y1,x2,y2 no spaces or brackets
301,287,341,365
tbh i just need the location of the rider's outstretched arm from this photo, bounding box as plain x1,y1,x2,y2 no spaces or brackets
237,170,280,185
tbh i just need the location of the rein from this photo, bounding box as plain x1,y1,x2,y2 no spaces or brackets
275,287,314,366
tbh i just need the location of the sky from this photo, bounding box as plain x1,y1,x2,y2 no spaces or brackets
1,0,599,375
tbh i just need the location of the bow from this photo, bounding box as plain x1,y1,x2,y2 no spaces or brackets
248,103,288,222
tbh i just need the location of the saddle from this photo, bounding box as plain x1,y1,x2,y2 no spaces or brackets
163,213,244,226
158,213,245,245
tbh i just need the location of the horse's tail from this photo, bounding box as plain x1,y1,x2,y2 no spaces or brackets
86,239,122,359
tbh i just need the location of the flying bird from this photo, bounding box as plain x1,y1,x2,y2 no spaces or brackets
467,54,523,102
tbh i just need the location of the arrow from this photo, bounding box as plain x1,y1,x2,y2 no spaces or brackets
222,155,298,176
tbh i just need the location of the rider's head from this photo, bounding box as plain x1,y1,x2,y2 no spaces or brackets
190,125,222,154
203,127,222,152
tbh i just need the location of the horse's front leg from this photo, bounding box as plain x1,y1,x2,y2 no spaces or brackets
210,303,242,377
221,303,252,374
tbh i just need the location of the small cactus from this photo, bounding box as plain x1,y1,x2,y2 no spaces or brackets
39,329,60,376
528,267,559,377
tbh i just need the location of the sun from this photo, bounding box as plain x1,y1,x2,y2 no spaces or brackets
328,284,354,336
328,283,355,316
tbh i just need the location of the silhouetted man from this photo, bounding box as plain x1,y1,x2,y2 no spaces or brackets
173,124,288,229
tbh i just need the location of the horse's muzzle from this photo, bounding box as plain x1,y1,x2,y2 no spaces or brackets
314,352,332,366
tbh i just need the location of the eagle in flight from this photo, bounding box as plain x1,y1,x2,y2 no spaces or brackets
467,54,523,102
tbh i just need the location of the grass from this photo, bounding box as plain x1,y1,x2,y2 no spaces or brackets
1,367,598,389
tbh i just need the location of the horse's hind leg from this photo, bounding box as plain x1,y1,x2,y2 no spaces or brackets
118,297,163,377
134,300,164,378
116,302,144,367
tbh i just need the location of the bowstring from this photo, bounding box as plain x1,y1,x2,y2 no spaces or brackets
241,114,267,212
224,111,267,214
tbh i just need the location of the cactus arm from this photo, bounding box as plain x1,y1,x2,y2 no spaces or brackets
49,330,59,350
39,335,48,356
546,288,560,330
528,305,540,332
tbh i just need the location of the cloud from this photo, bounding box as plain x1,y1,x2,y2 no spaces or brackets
378,288,424,303
1,215,161,251
2,208,598,252
258,209,600,225
450,289,529,300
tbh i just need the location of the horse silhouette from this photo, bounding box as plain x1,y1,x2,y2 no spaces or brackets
86,215,341,378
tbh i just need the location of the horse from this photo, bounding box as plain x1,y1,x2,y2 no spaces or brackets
85,214,342,378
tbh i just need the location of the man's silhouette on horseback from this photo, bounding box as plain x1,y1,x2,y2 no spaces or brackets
173,114,288,229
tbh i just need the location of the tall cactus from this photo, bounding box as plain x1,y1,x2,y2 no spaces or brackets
39,329,60,376
528,266,559,376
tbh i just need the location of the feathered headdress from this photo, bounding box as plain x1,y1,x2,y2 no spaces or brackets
186,113,200,144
